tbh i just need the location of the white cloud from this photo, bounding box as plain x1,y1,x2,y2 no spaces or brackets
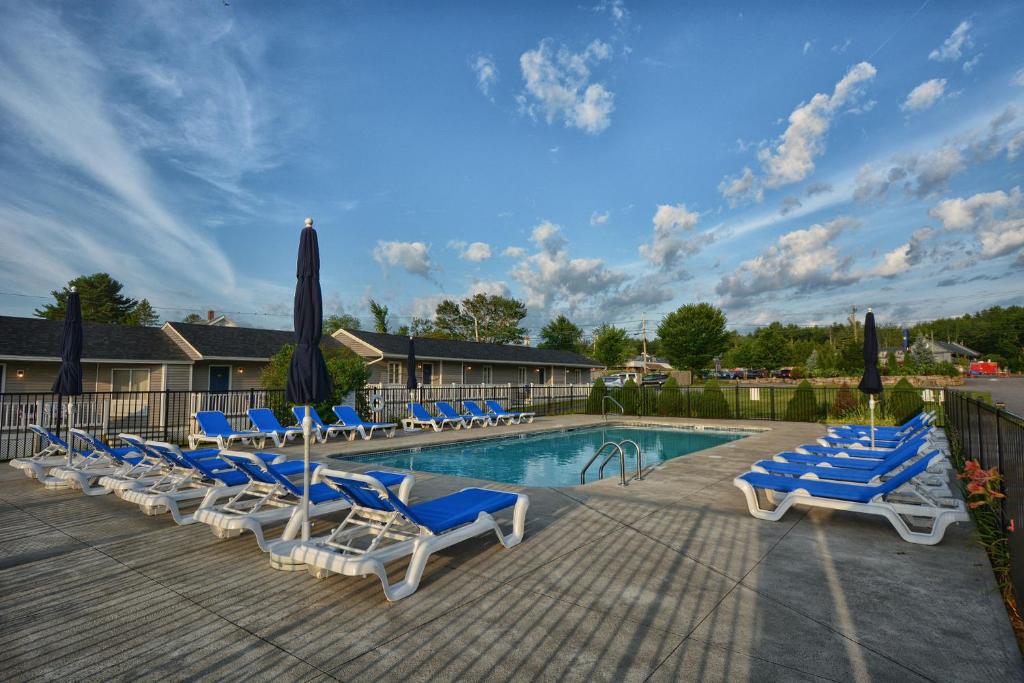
461,241,492,262
511,221,627,310
831,38,851,54
373,241,433,278
901,78,947,112
869,227,932,277
929,20,972,62
756,62,877,189
590,210,610,225
471,54,499,98
929,187,1024,259
779,195,802,216
1009,131,1024,161
502,246,526,258
639,203,709,272
518,38,615,134
467,280,510,297
963,53,983,73
1014,69,1024,87
802,40,812,56
593,0,629,27
718,166,763,207
715,217,860,303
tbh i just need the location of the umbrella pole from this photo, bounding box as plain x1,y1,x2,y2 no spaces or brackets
302,404,311,541
869,396,876,449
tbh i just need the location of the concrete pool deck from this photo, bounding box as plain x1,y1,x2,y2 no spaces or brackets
1,416,1021,681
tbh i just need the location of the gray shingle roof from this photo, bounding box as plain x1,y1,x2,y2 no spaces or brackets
342,329,600,367
0,316,191,362
166,322,342,360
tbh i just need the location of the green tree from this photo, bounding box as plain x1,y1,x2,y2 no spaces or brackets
837,336,863,375
36,273,154,325
908,337,935,371
830,383,858,418
697,380,731,418
368,299,390,333
261,343,370,422
123,299,159,326
323,313,361,336
182,313,205,324
657,376,686,416
751,323,791,369
885,351,899,375
538,315,584,352
887,378,923,423
433,293,527,343
784,380,820,422
723,336,758,368
619,378,640,415
657,303,730,373
586,377,607,414
396,317,440,337
591,324,631,369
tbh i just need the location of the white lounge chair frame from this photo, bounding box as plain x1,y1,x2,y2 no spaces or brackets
289,469,529,601
734,454,969,546
9,425,75,479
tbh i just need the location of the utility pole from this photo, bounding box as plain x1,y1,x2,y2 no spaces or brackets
641,313,649,375
849,305,859,341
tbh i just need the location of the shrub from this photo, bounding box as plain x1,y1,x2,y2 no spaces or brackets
830,383,858,418
657,377,685,416
637,385,658,416
697,380,731,418
619,379,640,415
784,379,820,422
835,403,899,426
262,343,368,425
586,378,607,414
887,377,923,423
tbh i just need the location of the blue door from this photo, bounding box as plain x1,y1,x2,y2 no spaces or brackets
209,366,230,392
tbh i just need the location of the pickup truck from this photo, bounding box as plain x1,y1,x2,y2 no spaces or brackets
602,372,640,387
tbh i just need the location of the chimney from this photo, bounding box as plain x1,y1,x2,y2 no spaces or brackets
207,310,215,322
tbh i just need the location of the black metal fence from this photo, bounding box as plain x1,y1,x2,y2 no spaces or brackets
2,383,948,460
944,389,1024,592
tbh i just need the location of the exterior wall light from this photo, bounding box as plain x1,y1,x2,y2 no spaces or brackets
237,367,244,374
16,369,25,379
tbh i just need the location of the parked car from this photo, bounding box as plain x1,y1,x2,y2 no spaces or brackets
772,368,793,379
745,368,769,379
704,369,736,380
641,373,670,386
602,372,640,388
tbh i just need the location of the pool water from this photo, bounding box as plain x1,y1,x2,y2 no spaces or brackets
340,425,748,487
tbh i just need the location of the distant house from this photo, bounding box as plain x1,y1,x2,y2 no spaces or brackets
879,339,980,365
333,329,600,386
622,355,672,371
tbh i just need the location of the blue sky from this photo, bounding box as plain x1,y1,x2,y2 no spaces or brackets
0,1,1022,338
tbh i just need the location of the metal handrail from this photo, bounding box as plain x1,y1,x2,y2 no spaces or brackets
580,441,624,485
601,395,624,421
620,439,643,481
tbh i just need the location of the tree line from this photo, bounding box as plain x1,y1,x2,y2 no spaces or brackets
33,273,1023,372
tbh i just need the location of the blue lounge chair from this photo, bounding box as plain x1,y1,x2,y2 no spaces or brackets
462,400,506,426
193,450,413,551
828,411,933,439
436,401,489,428
191,411,272,450
9,425,83,479
792,435,929,464
734,451,968,545
817,424,931,449
332,405,397,440
407,403,463,431
290,468,529,600
291,405,357,441
754,446,939,484
119,440,284,524
248,408,303,447
41,429,146,495
484,400,535,424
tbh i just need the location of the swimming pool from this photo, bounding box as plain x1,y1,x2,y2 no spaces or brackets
340,425,749,487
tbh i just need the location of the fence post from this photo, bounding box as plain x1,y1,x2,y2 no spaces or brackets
734,385,740,419
770,387,776,421
976,401,985,466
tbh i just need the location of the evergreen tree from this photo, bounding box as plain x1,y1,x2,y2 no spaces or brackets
538,315,584,352
619,379,640,415
36,273,154,325
657,376,686,416
586,378,607,414
697,380,731,418
887,377,924,423
784,380,820,422
830,383,858,417
368,299,390,333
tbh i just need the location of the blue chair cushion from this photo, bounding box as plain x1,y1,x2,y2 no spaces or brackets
406,488,519,534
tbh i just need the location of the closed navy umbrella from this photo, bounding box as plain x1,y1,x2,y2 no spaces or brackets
406,336,418,418
286,218,332,541
857,308,883,447
52,287,84,463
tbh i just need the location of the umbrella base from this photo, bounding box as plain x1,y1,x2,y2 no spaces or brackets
268,539,307,571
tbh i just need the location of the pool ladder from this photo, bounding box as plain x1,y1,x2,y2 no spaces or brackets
601,395,624,422
580,439,643,486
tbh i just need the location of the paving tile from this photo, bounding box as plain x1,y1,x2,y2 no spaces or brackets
648,637,831,682
333,583,685,682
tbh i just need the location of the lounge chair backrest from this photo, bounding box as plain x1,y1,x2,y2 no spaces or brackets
143,441,191,469
462,401,487,417
29,424,71,450
223,453,279,486
196,411,234,436
409,403,435,422
292,405,328,429
876,451,940,495
434,402,461,419
333,405,364,426
70,428,132,461
248,408,284,433
484,400,509,415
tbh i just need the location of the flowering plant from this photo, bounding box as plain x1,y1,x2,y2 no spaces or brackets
959,460,1006,510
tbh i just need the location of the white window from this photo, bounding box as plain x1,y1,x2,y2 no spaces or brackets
387,361,402,385
567,368,581,384
0,363,5,393
481,365,493,384
112,368,151,392
517,367,527,385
